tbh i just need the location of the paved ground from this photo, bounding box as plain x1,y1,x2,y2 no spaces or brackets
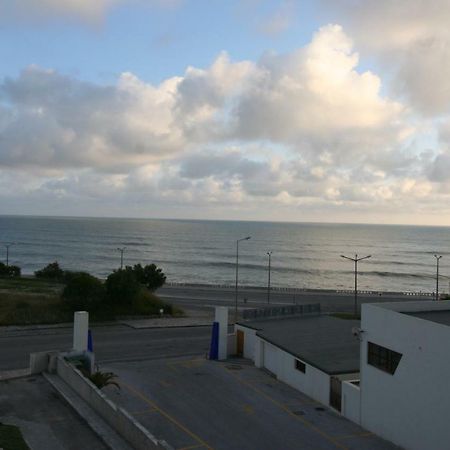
103,356,398,450
0,375,107,450
0,325,211,371
158,284,432,315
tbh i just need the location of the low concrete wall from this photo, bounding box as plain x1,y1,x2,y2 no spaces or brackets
56,356,168,450
342,380,360,424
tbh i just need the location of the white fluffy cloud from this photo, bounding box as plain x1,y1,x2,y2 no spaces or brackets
1,24,449,223
323,0,450,116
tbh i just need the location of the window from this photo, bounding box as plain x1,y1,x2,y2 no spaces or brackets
295,359,306,373
367,342,402,375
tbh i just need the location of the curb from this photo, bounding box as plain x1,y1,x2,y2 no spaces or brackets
0,368,31,381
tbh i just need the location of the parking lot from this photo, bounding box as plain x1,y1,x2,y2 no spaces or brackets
103,356,398,450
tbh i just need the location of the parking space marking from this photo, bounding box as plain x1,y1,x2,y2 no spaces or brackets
223,365,348,450
122,381,213,450
177,444,206,450
336,432,374,440
129,407,158,415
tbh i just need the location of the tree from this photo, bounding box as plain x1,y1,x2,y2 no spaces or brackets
35,261,65,281
62,273,105,311
132,263,166,291
105,268,140,308
0,263,21,277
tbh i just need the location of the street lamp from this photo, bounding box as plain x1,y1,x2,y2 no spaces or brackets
267,251,272,304
340,253,371,317
235,236,251,323
434,255,442,301
117,247,126,269
4,243,16,266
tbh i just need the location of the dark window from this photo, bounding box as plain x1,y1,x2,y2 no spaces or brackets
367,342,402,375
295,359,306,373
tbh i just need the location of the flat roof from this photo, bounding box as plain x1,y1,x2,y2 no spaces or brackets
239,315,360,375
404,310,450,326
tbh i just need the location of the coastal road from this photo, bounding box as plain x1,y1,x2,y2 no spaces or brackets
158,284,433,313
0,325,211,371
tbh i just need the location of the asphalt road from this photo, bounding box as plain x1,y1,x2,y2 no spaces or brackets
0,284,432,372
0,325,211,371
158,284,432,313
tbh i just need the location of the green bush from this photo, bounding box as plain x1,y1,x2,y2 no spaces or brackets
105,268,140,310
0,263,21,277
62,273,105,311
35,261,65,281
131,263,166,291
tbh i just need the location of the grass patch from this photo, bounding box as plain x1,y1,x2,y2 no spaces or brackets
330,312,361,320
0,277,182,325
0,423,30,450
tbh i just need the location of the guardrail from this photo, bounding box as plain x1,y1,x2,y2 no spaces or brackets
165,282,435,297
242,303,321,320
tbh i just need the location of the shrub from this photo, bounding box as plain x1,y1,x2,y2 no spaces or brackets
62,273,105,311
35,261,65,281
105,268,140,309
132,263,166,291
0,263,21,277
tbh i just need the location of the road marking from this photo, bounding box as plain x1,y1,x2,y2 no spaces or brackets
223,366,348,450
129,407,158,415
336,432,374,440
121,382,213,450
177,445,205,450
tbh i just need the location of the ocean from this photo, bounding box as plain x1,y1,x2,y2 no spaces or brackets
0,215,449,293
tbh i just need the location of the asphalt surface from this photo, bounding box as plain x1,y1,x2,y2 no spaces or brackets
104,356,398,450
158,284,432,314
0,284,432,372
0,375,107,450
0,325,211,371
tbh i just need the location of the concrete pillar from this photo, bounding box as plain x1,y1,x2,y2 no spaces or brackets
73,311,89,352
215,306,228,360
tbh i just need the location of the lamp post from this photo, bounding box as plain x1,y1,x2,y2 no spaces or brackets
4,243,16,266
340,253,371,316
235,236,251,323
434,255,442,301
117,247,126,270
267,251,272,304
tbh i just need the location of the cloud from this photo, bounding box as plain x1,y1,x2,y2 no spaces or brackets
2,24,449,223
257,0,296,36
0,0,181,24
322,0,450,116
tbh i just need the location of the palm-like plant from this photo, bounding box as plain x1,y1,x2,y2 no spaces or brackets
88,371,120,390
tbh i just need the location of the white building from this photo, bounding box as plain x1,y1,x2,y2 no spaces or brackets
357,300,450,450
235,314,360,411
236,300,450,450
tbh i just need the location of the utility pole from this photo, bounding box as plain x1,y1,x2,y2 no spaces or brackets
117,247,126,270
235,236,251,323
267,251,272,304
340,253,371,316
434,255,442,301
4,243,15,266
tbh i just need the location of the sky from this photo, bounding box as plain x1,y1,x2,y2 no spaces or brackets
1,0,450,225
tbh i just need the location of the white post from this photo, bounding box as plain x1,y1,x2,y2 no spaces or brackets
215,306,228,360
73,311,89,352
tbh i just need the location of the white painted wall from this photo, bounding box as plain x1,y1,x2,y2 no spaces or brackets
360,302,450,450
236,324,331,407
275,345,330,406
235,325,257,360
73,311,89,352
215,307,228,360
342,381,360,424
